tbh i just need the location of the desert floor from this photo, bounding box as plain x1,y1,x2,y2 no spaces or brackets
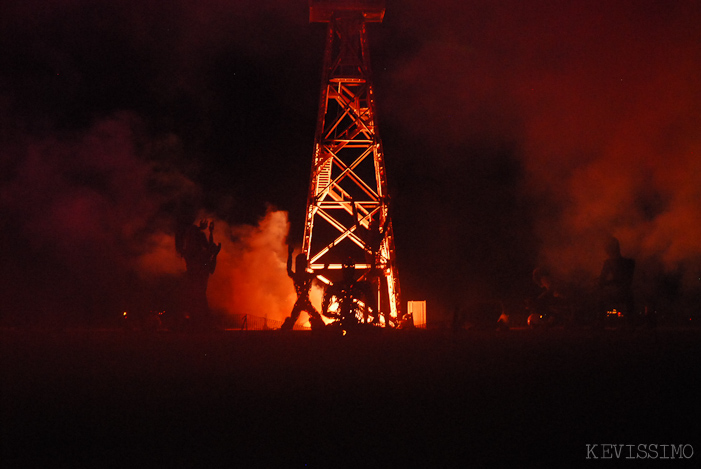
2,326,699,466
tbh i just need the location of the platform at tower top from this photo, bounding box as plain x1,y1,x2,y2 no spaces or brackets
309,0,385,23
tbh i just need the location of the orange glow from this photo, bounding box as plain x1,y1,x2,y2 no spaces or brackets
205,209,297,325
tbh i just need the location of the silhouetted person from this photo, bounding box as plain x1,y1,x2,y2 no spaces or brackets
176,219,221,327
281,246,324,331
597,237,635,328
322,258,369,330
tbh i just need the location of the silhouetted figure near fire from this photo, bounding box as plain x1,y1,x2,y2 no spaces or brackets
281,246,324,331
322,258,371,331
176,219,221,328
597,237,636,328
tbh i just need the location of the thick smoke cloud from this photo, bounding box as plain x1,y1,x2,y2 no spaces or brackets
207,208,297,324
1,114,182,318
381,0,701,306
0,112,298,324
2,115,181,262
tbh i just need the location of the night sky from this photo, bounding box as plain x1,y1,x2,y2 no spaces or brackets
1,0,700,325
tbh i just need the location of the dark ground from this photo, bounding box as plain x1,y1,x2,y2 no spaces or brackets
1,326,700,467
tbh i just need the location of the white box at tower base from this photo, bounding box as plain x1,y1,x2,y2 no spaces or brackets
408,301,426,328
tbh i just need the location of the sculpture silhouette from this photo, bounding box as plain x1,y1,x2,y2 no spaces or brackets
176,219,221,328
281,246,324,331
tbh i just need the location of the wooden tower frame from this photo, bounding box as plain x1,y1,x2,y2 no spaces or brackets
303,0,402,326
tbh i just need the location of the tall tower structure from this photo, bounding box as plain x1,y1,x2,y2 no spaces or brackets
303,0,403,326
